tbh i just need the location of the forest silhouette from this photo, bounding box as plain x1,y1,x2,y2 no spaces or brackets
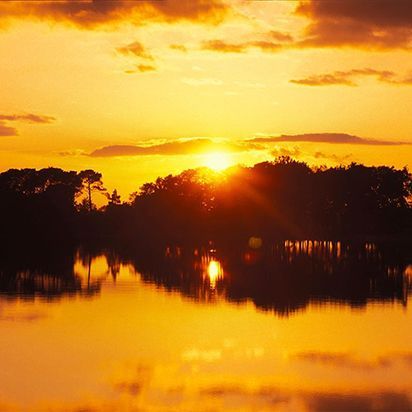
0,156,411,246
1,157,411,315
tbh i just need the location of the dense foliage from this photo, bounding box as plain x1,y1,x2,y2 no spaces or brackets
0,157,411,245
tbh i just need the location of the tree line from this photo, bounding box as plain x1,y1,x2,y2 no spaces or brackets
0,157,411,246
0,168,103,244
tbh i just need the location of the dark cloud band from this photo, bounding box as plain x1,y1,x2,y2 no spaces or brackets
0,0,229,29
89,138,257,157
250,133,409,146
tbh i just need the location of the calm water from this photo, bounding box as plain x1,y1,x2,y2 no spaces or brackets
0,241,412,411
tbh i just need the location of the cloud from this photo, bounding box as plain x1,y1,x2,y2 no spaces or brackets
291,68,412,86
202,39,249,53
170,44,188,52
314,151,352,164
116,41,153,60
250,40,284,52
177,24,292,56
89,133,409,158
201,39,284,54
89,138,256,157
270,30,294,42
0,112,55,137
271,146,352,164
0,122,17,137
0,113,56,124
296,0,412,49
0,0,230,29
271,146,301,158
250,133,409,146
117,41,158,74
200,28,293,54
136,64,156,73
125,64,157,74
58,149,86,157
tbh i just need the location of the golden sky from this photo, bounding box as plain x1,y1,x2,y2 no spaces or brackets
1,0,412,199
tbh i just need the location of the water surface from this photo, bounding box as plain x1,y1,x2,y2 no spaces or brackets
0,241,411,411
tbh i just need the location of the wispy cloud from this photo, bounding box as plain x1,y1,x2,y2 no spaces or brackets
271,146,301,158
201,39,249,53
125,64,157,74
270,30,294,42
314,151,352,164
199,28,293,55
117,41,158,73
0,113,55,124
116,41,154,61
169,44,188,52
271,146,352,164
250,133,409,146
201,39,285,54
0,123,17,137
58,149,85,157
0,112,56,137
291,68,412,86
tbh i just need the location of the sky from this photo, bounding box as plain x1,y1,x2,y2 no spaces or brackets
1,0,412,200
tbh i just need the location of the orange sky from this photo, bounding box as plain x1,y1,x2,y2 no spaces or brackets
1,0,412,199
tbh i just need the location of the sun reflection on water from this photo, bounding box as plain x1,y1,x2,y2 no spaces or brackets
207,259,224,289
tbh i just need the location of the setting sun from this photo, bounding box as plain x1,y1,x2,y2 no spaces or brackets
202,152,232,171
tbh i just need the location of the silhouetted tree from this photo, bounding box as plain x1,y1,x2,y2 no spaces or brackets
0,167,84,243
107,189,121,206
79,170,105,211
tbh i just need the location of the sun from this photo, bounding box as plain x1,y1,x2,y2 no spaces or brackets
202,151,232,171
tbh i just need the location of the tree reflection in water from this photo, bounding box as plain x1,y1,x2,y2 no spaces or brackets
128,240,412,316
0,245,103,300
0,240,411,316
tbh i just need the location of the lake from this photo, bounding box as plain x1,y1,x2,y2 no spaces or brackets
0,240,411,411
